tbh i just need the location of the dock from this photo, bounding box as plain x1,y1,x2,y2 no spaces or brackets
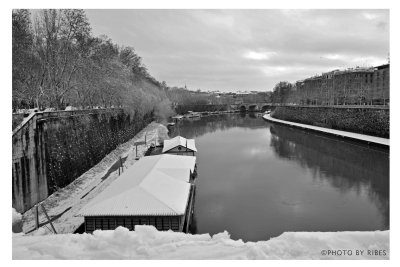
263,114,389,147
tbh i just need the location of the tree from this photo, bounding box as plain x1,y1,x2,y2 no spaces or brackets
119,47,148,80
12,9,38,110
270,82,293,104
13,9,174,123
32,9,91,109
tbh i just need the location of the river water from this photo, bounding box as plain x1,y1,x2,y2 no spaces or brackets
169,113,389,242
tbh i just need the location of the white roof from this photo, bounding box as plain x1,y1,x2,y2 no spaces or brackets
77,154,196,217
162,136,197,153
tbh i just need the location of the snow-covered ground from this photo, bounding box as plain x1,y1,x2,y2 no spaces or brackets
12,225,389,260
20,122,169,235
263,114,389,146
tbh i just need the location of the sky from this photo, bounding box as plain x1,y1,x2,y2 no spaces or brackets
85,9,389,92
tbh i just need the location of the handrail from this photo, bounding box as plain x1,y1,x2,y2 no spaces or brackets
12,108,124,137
12,112,38,137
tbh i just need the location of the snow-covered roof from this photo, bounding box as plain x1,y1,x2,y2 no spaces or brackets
77,154,196,217
162,136,197,153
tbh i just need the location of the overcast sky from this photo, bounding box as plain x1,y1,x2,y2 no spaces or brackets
85,9,389,92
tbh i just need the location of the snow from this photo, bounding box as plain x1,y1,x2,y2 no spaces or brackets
19,122,169,235
263,114,389,146
12,225,389,260
64,106,77,111
77,154,196,216
12,208,21,225
12,208,23,233
163,136,197,153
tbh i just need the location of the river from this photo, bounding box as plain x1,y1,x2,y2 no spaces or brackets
169,113,389,242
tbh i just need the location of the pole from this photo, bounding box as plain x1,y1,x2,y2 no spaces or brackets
34,205,39,230
156,132,158,146
40,204,57,234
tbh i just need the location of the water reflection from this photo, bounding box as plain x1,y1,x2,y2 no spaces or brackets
173,114,389,241
169,113,266,139
269,124,389,228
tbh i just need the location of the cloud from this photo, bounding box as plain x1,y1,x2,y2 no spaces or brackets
363,12,379,20
192,10,235,29
244,51,276,61
323,54,343,60
85,9,389,92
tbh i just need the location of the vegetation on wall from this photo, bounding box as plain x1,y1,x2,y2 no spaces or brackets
272,106,389,138
45,110,153,193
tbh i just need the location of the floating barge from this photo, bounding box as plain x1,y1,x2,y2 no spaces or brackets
77,154,197,233
185,111,201,118
162,136,197,156
172,115,184,121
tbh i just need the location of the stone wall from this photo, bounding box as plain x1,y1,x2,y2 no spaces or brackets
272,106,389,138
12,113,48,213
12,109,152,213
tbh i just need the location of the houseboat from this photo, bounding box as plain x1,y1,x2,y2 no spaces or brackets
185,111,201,118
77,154,197,233
162,136,197,156
172,115,184,121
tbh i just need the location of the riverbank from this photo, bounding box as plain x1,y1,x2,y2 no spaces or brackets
263,114,389,147
271,106,389,138
12,225,389,259
20,122,169,235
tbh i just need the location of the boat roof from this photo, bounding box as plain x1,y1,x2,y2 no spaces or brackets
162,136,197,153
77,154,196,217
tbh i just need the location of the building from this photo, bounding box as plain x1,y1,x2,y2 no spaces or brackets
162,136,197,156
372,64,390,105
77,154,197,233
294,64,390,105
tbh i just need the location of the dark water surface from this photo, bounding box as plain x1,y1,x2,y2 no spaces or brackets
169,114,389,242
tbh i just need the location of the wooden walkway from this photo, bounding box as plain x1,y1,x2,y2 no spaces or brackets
262,114,389,147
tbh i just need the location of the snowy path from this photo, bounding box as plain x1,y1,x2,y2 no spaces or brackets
13,225,389,260
21,122,169,235
263,114,389,147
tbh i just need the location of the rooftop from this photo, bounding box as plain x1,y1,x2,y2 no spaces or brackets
163,136,197,153
77,154,196,217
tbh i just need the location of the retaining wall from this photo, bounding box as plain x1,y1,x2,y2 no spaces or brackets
12,109,152,213
272,106,389,138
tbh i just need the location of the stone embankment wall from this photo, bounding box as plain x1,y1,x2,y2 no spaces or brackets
272,106,389,138
12,109,152,213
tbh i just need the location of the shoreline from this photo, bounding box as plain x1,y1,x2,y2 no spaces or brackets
263,114,389,148
20,122,169,235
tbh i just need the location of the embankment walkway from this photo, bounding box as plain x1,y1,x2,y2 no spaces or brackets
263,114,389,147
21,122,169,235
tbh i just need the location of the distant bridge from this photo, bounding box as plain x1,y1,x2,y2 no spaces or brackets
175,103,389,113
231,103,390,111
231,103,273,112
